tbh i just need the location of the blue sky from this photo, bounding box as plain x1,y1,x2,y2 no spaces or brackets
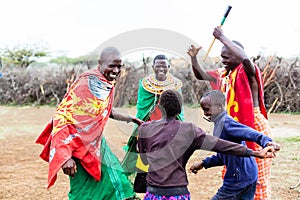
1,0,299,59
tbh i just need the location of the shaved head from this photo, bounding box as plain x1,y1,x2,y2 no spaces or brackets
98,46,122,81
201,90,226,107
100,46,121,61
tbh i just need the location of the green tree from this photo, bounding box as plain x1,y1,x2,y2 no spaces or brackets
50,55,98,69
50,56,87,65
0,45,48,68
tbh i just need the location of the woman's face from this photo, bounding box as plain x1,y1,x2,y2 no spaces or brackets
152,59,169,81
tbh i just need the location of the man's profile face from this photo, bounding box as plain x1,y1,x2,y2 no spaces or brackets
153,59,169,81
100,54,123,81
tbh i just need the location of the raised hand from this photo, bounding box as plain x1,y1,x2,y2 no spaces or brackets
213,26,224,40
187,45,202,58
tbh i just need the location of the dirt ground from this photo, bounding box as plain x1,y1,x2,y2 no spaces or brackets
0,106,299,200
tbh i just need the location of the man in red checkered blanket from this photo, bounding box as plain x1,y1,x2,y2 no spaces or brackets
188,26,273,199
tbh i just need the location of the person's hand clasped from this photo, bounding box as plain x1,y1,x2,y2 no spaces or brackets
257,146,277,159
62,158,77,177
267,142,280,151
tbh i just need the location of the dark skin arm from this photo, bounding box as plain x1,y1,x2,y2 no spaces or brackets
110,108,144,126
190,145,278,174
187,45,217,83
213,27,260,107
213,26,255,76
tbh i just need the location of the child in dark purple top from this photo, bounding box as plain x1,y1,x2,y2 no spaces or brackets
138,89,277,200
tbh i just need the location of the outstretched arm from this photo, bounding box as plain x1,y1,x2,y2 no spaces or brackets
110,108,143,126
223,118,281,150
194,125,277,158
190,145,277,174
187,45,217,82
213,26,255,76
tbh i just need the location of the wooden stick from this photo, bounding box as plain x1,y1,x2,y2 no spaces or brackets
203,6,232,61
40,84,45,95
267,97,278,115
203,32,219,62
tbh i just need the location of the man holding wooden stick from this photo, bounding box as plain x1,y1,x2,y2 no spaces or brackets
187,27,273,200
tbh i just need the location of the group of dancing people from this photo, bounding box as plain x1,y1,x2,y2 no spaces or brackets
36,27,280,200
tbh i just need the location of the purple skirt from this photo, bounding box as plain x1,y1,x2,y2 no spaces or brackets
143,191,190,200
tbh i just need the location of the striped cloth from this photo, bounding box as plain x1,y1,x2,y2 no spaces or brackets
253,107,272,200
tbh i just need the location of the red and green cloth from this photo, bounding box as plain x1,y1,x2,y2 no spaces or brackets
35,68,114,189
68,138,136,200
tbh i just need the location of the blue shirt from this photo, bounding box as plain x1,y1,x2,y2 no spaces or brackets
202,111,272,190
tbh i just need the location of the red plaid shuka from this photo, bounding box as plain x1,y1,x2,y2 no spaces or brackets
36,68,115,189
253,107,272,200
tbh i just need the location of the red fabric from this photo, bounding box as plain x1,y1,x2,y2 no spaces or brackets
36,68,114,188
253,107,272,199
149,105,162,121
208,64,267,150
207,70,224,90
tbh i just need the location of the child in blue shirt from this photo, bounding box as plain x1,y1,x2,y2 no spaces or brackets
190,90,280,200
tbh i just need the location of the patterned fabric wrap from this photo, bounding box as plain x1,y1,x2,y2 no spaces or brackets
144,191,190,200
253,107,272,200
35,68,115,188
208,64,267,150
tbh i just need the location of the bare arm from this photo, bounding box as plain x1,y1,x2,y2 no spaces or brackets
193,127,275,157
190,145,277,174
187,45,217,82
110,108,143,126
213,27,255,76
208,134,277,159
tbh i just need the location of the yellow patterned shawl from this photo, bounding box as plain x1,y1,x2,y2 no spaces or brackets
36,68,115,188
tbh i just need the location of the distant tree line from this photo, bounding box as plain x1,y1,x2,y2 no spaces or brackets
0,45,299,112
